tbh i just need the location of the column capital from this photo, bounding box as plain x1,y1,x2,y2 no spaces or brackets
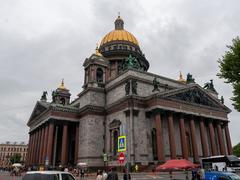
217,120,225,126
223,121,230,126
166,110,174,115
199,116,205,121
207,119,214,124
124,109,130,117
152,108,164,115
176,112,187,119
133,109,139,116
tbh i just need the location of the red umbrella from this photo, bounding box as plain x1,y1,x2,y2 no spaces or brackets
156,159,199,171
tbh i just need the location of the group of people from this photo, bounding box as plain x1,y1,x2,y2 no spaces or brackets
191,168,205,180
10,166,21,176
95,167,131,180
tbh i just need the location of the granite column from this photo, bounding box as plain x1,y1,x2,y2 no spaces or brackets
168,112,176,159
155,111,165,162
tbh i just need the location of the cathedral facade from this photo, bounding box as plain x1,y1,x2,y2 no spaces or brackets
26,16,233,168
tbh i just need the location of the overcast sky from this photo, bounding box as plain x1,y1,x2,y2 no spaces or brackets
0,0,239,146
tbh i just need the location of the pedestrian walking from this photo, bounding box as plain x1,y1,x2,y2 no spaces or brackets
106,167,118,180
103,170,108,180
80,168,85,178
123,169,131,180
96,170,104,180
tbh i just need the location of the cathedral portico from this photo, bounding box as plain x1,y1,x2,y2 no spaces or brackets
147,105,231,163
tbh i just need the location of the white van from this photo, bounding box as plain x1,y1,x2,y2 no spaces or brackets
22,171,76,180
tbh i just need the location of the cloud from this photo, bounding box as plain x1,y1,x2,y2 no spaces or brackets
0,0,239,146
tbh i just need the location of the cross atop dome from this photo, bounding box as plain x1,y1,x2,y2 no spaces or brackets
95,43,102,56
115,13,124,30
58,79,66,90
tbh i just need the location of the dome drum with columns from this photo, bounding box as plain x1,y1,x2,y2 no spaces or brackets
26,15,233,169
99,16,149,72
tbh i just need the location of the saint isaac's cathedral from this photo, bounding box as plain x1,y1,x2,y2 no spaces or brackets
26,16,233,168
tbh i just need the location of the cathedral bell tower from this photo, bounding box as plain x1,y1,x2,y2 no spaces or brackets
51,80,71,105
83,46,110,88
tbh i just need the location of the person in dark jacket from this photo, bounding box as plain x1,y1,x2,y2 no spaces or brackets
123,169,131,180
106,167,118,180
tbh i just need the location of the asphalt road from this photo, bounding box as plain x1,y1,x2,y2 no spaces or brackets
0,171,191,180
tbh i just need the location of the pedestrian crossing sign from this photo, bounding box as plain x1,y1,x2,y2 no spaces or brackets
118,136,126,152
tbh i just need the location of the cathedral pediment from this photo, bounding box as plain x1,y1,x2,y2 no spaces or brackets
159,84,230,112
27,101,50,125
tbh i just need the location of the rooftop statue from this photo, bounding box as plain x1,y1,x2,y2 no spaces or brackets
186,73,195,84
122,55,140,71
132,79,138,95
125,80,130,95
203,79,216,92
52,90,56,103
40,91,47,101
125,79,138,95
221,96,224,104
152,77,160,92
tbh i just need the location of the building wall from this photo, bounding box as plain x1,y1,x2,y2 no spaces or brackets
78,90,105,109
78,115,105,167
106,110,126,156
146,114,154,162
106,84,126,106
106,108,153,165
105,69,185,106
133,109,149,164
0,143,28,167
106,69,185,90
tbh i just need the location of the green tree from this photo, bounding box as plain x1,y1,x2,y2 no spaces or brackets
233,143,240,157
10,153,21,164
218,37,240,111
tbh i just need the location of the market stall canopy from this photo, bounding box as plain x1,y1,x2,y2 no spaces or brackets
156,159,199,171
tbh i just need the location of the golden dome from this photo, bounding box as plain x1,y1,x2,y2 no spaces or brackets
100,15,139,46
178,71,186,84
100,30,139,46
58,79,67,90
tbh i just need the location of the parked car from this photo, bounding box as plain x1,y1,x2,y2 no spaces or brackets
205,171,240,180
22,171,76,180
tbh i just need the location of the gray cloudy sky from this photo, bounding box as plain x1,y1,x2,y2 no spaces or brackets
0,0,239,145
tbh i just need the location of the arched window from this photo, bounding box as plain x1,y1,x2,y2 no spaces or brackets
113,130,118,156
109,119,121,157
60,98,65,105
96,68,104,83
